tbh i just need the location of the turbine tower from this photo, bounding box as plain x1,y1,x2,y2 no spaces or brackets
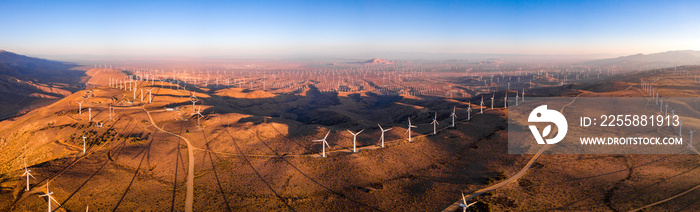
479,97,484,114
378,124,392,148
147,88,153,103
82,135,87,154
77,101,83,115
450,106,457,128
689,128,696,150
347,129,364,153
491,94,494,110
88,108,92,122
406,117,417,142
312,131,331,157
430,112,439,135
467,105,472,120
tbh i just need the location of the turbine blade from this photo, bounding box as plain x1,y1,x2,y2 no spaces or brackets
462,192,467,205
323,131,330,140
358,129,364,134
377,123,383,130
50,196,61,205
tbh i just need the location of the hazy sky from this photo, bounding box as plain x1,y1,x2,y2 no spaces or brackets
1,0,699,58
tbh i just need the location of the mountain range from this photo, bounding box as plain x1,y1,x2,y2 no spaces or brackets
0,50,83,119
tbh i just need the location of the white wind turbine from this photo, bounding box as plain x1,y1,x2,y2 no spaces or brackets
406,117,417,142
430,112,439,135
458,192,477,212
504,94,508,108
82,135,87,154
193,106,204,127
189,92,199,113
21,159,36,191
347,129,364,153
450,106,457,128
39,182,60,212
689,128,696,150
479,97,484,114
490,94,494,110
378,124,392,148
77,101,83,115
88,108,92,122
147,88,153,103
467,104,472,120
313,131,331,157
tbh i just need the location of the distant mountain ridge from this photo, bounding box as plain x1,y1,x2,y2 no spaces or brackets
0,50,83,118
582,50,700,70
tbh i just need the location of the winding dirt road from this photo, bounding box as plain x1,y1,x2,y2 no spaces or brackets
142,107,194,212
442,94,581,212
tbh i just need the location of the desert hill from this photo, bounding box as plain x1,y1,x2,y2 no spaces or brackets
363,58,394,65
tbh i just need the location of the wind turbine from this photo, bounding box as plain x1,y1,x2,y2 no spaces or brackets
378,124,392,148
458,192,477,212
312,131,331,157
467,105,472,120
77,101,83,115
430,112,439,135
88,108,92,122
189,92,199,113
689,128,696,150
82,135,87,154
39,182,60,212
21,160,36,191
504,94,508,108
490,94,494,110
479,97,484,114
347,129,364,153
147,88,153,103
193,106,204,127
450,106,457,128
406,117,417,142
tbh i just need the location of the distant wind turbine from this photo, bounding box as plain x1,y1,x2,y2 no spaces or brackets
378,124,392,148
312,131,331,157
347,129,364,153
450,106,457,128
406,117,417,142
431,112,439,135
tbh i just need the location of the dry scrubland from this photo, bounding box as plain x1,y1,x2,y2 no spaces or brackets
0,67,699,211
